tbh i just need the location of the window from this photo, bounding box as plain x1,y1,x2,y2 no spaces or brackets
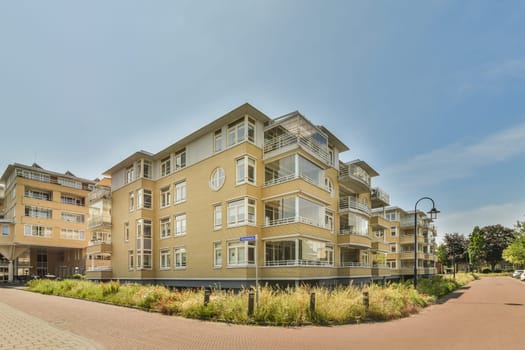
61,194,84,206
128,250,134,270
25,206,52,219
61,212,84,223
137,189,151,209
210,168,225,191
386,212,398,221
24,188,52,201
175,181,186,203
236,156,255,185
24,225,52,237
214,242,222,267
227,198,256,227
391,227,397,237
228,118,245,147
161,156,171,177
129,192,134,212
126,165,135,184
174,247,187,268
324,177,334,194
160,249,171,270
124,222,129,242
160,186,171,208
175,214,186,236
136,219,152,269
143,160,152,179
247,117,255,142
58,177,82,189
214,204,222,229
2,225,9,236
175,149,186,170
387,260,397,269
227,241,255,266
214,129,223,152
60,229,85,240
325,210,334,232
160,217,171,239
390,244,397,253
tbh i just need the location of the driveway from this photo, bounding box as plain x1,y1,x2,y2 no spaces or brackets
1,277,524,349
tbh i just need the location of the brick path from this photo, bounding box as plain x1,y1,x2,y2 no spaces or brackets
1,277,524,349
0,299,99,350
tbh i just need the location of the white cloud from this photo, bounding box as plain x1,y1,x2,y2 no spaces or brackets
383,121,525,188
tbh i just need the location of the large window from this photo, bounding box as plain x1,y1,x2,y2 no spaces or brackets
227,198,256,227
174,247,187,268
160,217,171,239
175,149,186,170
214,129,223,152
137,189,152,209
126,165,135,184
264,155,325,190
61,194,85,206
214,242,222,267
24,225,52,238
227,241,255,266
160,186,171,208
214,204,222,229
24,188,52,201
236,156,255,185
61,212,85,223
161,156,171,177
175,214,187,236
136,219,152,269
143,160,152,179
264,196,326,228
265,239,333,266
25,206,52,219
227,117,255,147
175,181,186,203
160,249,171,270
340,213,369,236
60,229,85,240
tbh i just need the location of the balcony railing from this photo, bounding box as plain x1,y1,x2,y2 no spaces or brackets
339,164,371,187
264,259,333,267
264,134,330,164
88,188,111,203
264,173,332,193
339,197,371,215
265,216,327,229
340,262,371,268
88,216,112,228
86,266,112,272
339,229,369,236
371,187,390,205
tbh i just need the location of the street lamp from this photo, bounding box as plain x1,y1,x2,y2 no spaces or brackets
414,197,439,288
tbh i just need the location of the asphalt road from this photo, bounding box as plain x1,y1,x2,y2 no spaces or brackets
1,277,524,350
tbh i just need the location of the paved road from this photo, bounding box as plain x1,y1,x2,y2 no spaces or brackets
1,277,524,350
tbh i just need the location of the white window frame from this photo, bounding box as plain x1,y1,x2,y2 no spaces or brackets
129,192,134,212
175,214,187,236
214,129,223,152
227,241,255,266
236,156,256,185
160,217,171,239
160,249,171,270
210,168,225,191
174,247,187,269
124,222,129,242
214,204,222,230
214,241,222,267
175,181,186,203
160,186,171,208
227,197,256,227
161,156,171,177
128,250,134,270
175,149,186,170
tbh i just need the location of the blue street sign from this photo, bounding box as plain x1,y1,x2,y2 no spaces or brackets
240,235,256,242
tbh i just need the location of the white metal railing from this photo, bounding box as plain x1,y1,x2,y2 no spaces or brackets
264,134,330,164
88,216,112,228
371,187,390,204
339,197,371,215
341,262,371,268
339,164,371,186
88,189,111,203
265,216,327,229
88,240,112,246
87,266,112,272
372,264,390,269
264,173,333,193
339,229,369,236
265,259,333,267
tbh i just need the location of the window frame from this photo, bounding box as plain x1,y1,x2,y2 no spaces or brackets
175,181,186,204
174,214,187,236
174,247,187,269
236,156,256,185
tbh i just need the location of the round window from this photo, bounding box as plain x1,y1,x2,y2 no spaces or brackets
210,167,225,191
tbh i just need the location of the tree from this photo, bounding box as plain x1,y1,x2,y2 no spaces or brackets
443,233,469,272
502,220,525,266
437,244,449,266
468,226,486,271
480,224,516,271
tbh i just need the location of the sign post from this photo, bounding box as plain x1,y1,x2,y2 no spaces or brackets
240,235,258,306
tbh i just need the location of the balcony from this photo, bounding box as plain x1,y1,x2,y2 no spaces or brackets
86,241,112,254
85,267,113,280
264,259,333,267
338,231,372,248
265,216,328,230
370,214,390,229
88,215,112,229
371,187,390,208
339,197,371,216
88,188,111,203
371,241,390,253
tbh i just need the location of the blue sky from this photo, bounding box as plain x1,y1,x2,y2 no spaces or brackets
1,1,524,239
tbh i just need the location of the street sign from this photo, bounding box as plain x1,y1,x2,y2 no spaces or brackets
240,235,256,242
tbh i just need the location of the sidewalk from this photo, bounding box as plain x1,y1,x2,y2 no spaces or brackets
0,300,99,350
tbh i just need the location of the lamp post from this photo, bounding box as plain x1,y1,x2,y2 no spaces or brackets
414,197,439,289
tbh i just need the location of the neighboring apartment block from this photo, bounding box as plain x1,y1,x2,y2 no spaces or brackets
0,163,95,281
0,103,437,285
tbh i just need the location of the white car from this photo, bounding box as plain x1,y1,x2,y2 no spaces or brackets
521,271,525,281
512,270,524,278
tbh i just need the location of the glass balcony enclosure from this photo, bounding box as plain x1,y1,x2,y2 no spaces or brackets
264,113,330,165
265,239,334,266
264,196,329,229
264,154,330,191
340,213,369,236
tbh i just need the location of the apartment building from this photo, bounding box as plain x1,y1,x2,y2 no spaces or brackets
0,163,95,281
100,103,429,288
372,206,437,278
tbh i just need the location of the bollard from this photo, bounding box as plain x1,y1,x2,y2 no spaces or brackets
310,292,316,314
248,292,255,316
363,291,369,313
204,288,211,306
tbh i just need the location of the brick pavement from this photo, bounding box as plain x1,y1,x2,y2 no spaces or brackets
0,300,100,350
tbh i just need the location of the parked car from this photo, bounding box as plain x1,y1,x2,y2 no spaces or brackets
521,271,525,281
512,270,524,278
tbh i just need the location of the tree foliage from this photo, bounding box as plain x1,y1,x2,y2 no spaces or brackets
480,224,516,270
502,221,525,266
468,226,486,268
